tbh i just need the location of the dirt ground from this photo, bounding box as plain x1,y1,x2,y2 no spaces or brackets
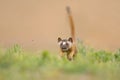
0,0,120,51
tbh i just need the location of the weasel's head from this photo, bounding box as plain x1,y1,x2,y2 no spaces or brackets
58,37,73,51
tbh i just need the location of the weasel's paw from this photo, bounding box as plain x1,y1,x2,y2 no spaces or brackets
67,57,73,61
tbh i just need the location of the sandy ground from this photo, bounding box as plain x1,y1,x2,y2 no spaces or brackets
0,0,120,51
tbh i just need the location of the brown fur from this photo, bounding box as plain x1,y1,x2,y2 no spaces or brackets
58,6,77,61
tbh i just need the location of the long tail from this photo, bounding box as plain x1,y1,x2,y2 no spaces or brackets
66,6,76,43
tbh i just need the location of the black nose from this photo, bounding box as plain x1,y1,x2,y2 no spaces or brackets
62,45,67,49
60,44,67,49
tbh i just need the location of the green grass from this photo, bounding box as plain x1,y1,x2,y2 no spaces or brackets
0,44,120,80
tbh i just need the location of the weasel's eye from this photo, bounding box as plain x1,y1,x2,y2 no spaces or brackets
66,43,69,46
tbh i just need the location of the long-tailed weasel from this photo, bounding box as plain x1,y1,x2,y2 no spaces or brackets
58,6,77,61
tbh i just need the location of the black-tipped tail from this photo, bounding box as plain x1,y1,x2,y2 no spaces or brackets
66,6,71,14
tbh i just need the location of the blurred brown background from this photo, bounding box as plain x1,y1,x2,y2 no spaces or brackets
0,0,120,52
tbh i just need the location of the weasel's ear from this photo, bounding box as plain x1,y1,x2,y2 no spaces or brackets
58,37,62,42
68,37,73,42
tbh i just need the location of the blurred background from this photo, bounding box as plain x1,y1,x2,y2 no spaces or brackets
0,0,120,52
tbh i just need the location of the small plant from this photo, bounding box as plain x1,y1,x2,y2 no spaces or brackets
114,49,120,61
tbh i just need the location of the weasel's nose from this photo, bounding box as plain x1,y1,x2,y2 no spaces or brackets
62,45,67,49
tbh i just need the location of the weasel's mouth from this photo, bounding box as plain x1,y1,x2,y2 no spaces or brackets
62,47,67,49
62,48,68,52
62,48,68,51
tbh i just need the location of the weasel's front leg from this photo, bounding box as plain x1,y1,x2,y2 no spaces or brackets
60,51,64,57
67,51,74,61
